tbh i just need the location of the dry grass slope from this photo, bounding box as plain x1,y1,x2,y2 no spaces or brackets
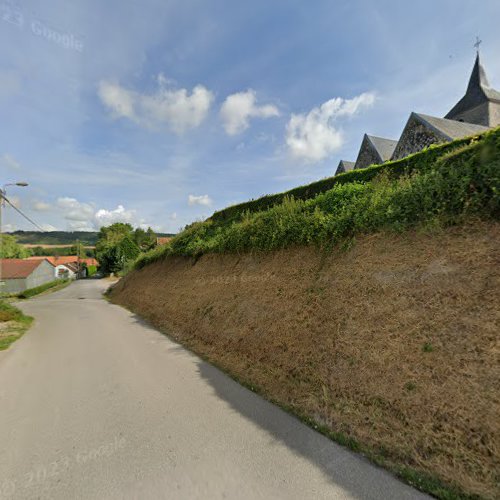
111,222,500,499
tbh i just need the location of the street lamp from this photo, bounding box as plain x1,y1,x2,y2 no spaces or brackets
0,182,29,294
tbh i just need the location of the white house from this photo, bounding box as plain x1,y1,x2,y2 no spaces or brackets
55,262,79,280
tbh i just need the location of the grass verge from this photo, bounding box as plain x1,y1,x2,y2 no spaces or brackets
0,301,33,351
18,279,70,299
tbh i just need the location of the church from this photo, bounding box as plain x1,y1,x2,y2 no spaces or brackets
335,52,500,174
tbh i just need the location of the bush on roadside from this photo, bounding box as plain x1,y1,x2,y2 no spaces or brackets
0,301,23,322
18,279,68,299
86,265,98,276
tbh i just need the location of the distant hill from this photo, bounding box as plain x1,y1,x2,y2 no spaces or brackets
8,231,175,246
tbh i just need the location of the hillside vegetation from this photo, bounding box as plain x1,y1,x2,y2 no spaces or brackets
137,127,499,266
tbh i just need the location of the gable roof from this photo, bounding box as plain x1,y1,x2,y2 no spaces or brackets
0,258,53,279
335,160,355,175
446,53,500,119
61,262,79,273
367,135,398,161
26,256,79,266
412,113,489,140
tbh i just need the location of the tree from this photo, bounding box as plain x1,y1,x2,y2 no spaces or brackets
95,223,136,274
0,235,31,258
133,227,157,251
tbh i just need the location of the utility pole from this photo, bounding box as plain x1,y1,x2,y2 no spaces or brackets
0,182,29,294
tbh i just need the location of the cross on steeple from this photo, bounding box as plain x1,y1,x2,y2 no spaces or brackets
474,36,482,53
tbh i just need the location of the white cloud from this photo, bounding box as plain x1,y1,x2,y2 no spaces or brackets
57,197,95,222
98,77,214,134
97,81,135,120
40,223,57,231
0,154,22,170
94,205,136,227
285,92,375,163
56,197,144,230
31,200,52,212
220,90,279,135
188,194,212,207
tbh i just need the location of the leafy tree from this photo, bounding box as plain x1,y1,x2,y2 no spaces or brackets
0,235,31,258
95,223,141,274
133,227,157,251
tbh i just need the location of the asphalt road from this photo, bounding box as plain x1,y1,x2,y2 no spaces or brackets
0,280,430,499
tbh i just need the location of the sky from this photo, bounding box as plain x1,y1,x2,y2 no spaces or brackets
1,0,499,233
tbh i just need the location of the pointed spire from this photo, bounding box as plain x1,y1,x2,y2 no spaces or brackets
467,52,490,92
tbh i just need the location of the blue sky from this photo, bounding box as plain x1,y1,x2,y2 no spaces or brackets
1,0,499,233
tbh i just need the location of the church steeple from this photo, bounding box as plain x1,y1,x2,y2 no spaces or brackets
466,52,490,93
445,51,500,127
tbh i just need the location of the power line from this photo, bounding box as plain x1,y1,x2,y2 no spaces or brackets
1,193,46,232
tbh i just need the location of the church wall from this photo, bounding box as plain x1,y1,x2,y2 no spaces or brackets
451,102,490,127
489,102,500,127
354,140,381,170
391,119,448,161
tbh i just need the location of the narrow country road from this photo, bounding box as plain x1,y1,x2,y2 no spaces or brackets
0,280,429,499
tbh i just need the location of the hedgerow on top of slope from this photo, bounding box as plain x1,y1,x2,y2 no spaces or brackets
136,126,500,268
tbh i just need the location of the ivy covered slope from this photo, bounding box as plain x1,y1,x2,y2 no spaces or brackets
138,126,500,267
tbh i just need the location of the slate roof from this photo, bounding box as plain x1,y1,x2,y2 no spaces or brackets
0,259,52,279
412,113,489,140
335,160,355,174
446,53,500,119
367,135,398,161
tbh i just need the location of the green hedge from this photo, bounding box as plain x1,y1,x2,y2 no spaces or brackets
86,265,98,276
209,133,485,225
19,279,68,299
135,126,499,268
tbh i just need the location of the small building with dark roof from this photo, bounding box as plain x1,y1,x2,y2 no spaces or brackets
354,134,398,170
335,160,355,175
0,258,55,295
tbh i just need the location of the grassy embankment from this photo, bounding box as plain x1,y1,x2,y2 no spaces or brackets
0,301,33,351
0,279,71,350
112,126,500,499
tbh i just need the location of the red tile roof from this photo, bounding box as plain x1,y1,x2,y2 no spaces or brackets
156,237,173,246
26,256,98,267
81,258,98,267
26,256,77,266
0,259,53,279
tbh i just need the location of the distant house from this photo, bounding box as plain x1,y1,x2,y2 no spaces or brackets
25,256,98,279
156,237,173,246
80,257,98,268
0,259,55,294
53,262,77,280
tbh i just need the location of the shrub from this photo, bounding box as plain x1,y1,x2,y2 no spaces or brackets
19,279,67,299
86,265,98,276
